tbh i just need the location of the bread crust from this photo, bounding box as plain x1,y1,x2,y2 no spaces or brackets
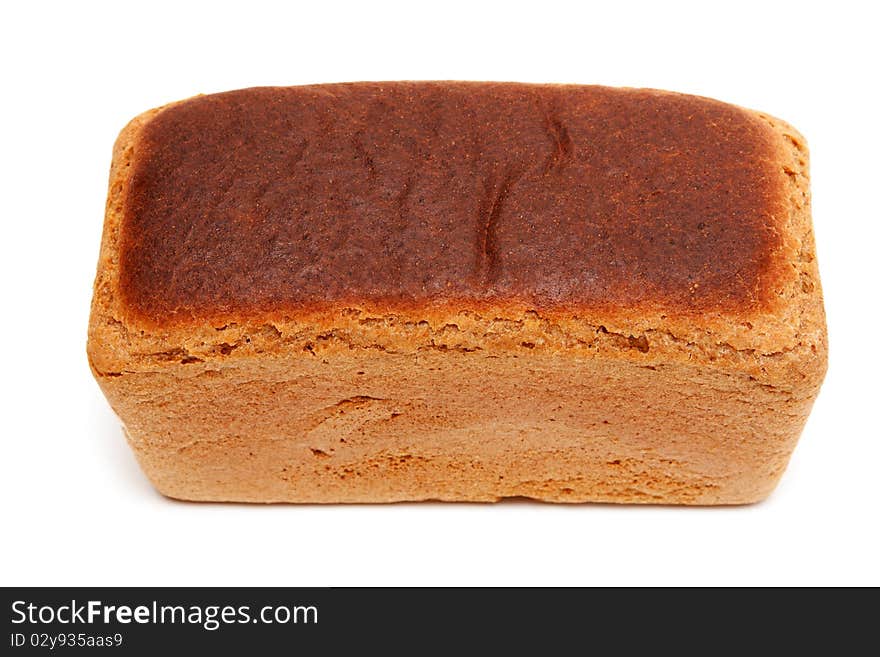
88,83,827,504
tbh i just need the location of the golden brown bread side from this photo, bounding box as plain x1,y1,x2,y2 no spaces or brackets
88,83,827,504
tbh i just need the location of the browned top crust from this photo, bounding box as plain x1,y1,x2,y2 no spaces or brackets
118,82,789,324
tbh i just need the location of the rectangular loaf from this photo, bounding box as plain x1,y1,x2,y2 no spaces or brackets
88,82,827,504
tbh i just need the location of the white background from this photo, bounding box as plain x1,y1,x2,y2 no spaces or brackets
2,1,877,586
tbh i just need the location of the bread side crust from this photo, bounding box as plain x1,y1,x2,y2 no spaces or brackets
88,106,164,377
109,348,809,504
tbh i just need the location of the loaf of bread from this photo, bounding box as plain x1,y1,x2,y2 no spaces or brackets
88,82,826,504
